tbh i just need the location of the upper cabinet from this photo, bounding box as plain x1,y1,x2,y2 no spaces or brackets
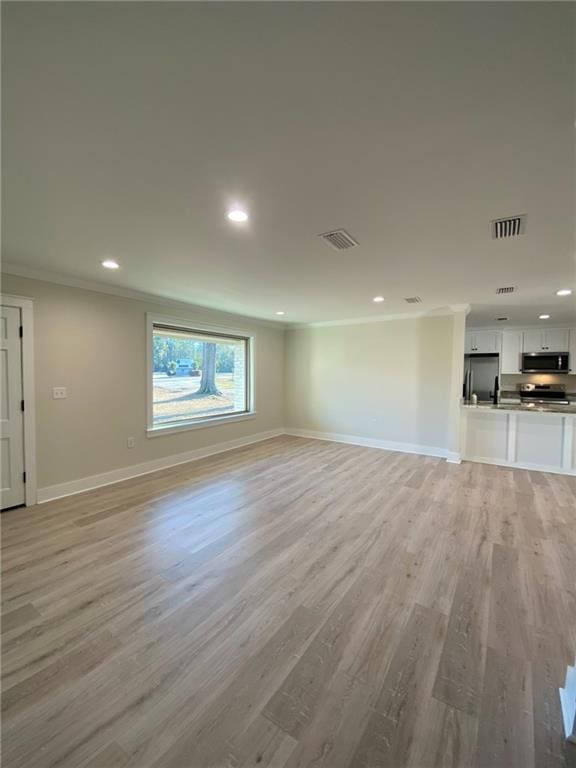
466,327,574,372
465,330,501,354
500,330,523,374
522,329,570,353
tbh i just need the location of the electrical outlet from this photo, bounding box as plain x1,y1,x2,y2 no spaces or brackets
52,387,67,399
127,437,135,449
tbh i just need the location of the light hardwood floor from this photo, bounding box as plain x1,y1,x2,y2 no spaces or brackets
2,436,575,768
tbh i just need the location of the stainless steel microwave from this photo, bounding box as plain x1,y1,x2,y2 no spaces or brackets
521,352,569,373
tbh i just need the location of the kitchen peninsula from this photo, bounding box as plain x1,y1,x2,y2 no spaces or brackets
461,324,576,474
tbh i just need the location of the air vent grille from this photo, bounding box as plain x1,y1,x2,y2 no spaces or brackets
318,229,358,251
404,296,422,304
492,215,526,239
495,286,516,295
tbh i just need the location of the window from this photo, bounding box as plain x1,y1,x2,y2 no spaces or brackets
148,319,252,433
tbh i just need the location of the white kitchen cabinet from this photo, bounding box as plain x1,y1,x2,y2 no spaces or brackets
465,330,501,354
523,328,570,353
543,329,569,352
500,330,523,374
522,330,543,353
569,330,576,374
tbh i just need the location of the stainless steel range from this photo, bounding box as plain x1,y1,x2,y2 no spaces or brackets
519,383,569,405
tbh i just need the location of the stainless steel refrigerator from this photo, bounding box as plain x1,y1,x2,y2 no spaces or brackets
463,354,499,402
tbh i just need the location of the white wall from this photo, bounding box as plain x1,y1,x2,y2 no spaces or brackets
1,274,467,499
1,275,285,493
284,314,458,455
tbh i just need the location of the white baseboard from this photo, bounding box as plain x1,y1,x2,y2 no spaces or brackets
461,454,576,476
37,429,285,503
285,428,448,459
560,664,576,743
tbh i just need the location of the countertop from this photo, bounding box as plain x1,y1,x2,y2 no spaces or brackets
462,402,576,415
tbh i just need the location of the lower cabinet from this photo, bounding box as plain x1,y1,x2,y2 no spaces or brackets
461,407,575,475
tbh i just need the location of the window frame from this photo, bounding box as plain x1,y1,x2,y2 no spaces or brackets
146,313,256,437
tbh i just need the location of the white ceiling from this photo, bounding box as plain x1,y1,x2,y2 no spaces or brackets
2,2,575,325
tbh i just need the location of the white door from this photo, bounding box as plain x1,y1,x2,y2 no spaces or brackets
523,330,544,353
1,306,25,509
542,329,569,352
465,332,475,353
569,330,576,374
474,331,501,354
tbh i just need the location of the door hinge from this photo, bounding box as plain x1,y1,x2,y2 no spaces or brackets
19,326,23,338
21,399,25,412
23,471,27,484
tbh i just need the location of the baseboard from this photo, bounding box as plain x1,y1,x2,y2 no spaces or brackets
285,428,448,459
461,454,576,476
37,429,286,503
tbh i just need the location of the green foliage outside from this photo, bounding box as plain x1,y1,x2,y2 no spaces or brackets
153,334,235,374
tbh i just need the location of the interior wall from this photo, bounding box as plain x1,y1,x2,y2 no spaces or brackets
284,314,457,453
1,275,285,492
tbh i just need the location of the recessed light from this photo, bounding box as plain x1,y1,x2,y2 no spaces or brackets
275,311,285,316
227,208,248,223
373,296,385,303
556,289,572,296
101,259,120,270
539,314,550,320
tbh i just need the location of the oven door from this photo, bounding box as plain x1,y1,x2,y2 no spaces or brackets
522,353,569,373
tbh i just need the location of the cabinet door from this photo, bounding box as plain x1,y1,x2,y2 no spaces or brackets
500,331,522,374
465,332,475,353
523,330,543,353
569,330,576,374
474,331,501,354
542,329,569,352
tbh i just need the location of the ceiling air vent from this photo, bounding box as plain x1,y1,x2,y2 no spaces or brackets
491,214,526,239
404,296,422,304
495,286,516,295
318,229,358,251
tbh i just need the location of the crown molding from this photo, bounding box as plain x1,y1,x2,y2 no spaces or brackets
0,262,285,330
288,304,469,330
1,263,473,331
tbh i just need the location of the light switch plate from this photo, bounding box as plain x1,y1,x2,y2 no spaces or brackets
52,387,67,399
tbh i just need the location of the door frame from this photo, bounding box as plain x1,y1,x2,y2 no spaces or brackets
1,294,37,506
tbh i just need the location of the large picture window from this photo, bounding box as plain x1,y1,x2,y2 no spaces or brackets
149,320,252,432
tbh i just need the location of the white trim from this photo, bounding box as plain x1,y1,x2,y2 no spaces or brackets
284,428,448,459
1,263,281,330
559,664,576,743
562,416,574,471
0,294,37,506
2,263,477,331
506,411,518,463
461,455,576,476
467,323,575,332
36,429,285,504
146,313,255,436
147,411,257,437
290,304,471,330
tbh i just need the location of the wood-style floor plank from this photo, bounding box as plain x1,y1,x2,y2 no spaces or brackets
1,435,574,768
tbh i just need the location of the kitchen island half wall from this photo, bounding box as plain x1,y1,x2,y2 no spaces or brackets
461,405,575,475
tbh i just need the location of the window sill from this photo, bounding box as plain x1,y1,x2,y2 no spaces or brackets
147,411,257,438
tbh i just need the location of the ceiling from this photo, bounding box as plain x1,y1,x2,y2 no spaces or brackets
2,2,575,325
